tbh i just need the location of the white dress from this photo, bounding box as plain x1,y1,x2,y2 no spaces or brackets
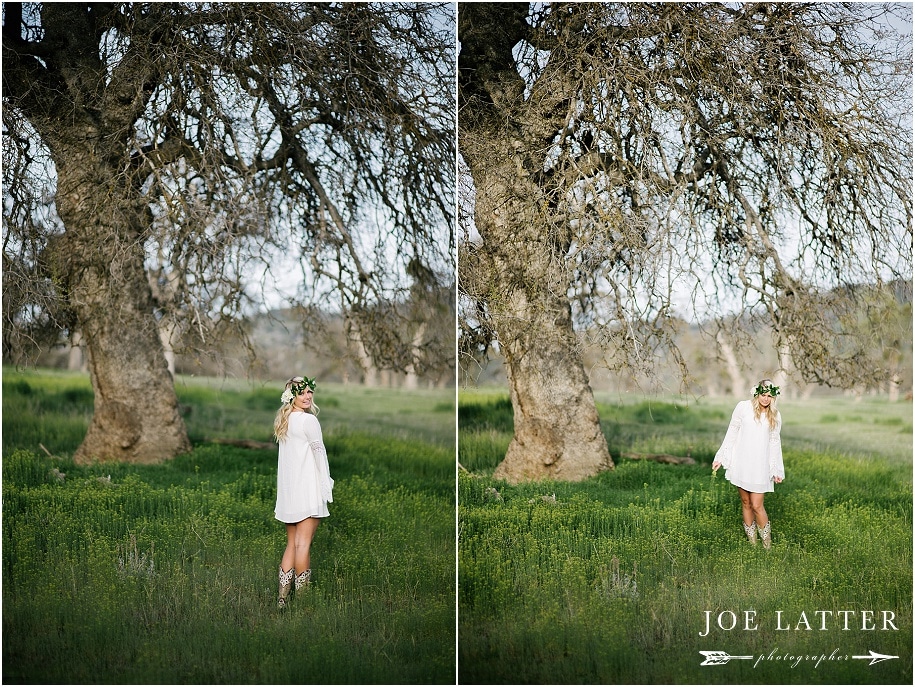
275,411,334,523
714,400,785,493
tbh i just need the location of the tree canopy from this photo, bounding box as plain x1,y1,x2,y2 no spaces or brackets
2,2,455,462
460,1,911,389
458,2,912,481
4,1,455,375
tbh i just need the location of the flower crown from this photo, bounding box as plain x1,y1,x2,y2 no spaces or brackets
280,376,317,404
752,383,780,397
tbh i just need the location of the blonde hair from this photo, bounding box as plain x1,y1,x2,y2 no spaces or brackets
751,378,779,430
273,376,319,441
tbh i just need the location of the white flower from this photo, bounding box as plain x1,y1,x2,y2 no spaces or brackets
280,389,294,404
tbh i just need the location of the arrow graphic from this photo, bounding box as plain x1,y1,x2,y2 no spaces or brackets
852,650,899,666
699,651,754,666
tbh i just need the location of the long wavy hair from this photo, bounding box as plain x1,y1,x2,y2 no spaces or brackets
751,378,779,430
273,376,319,441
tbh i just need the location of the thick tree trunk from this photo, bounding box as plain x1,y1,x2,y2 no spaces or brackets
468,152,614,483
497,295,614,483
403,323,426,390
774,340,797,400
76,288,190,464
68,330,86,372
53,156,191,464
2,3,190,463
716,331,747,397
459,2,613,483
158,318,178,378
355,334,379,387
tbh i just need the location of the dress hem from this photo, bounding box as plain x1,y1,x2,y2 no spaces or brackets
725,473,774,494
275,508,330,523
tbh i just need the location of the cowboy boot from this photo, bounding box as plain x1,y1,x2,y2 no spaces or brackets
294,568,312,591
278,567,294,608
743,521,757,545
758,521,772,550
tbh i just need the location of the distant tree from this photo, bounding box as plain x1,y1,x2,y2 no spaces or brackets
3,2,454,463
458,2,911,482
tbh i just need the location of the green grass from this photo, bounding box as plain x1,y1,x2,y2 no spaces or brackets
3,367,456,684
459,389,913,684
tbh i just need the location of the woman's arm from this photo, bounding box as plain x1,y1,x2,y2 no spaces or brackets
713,402,743,470
301,414,326,455
302,413,333,502
769,413,785,483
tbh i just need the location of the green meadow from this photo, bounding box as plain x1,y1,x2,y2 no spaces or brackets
2,367,456,684
459,389,913,684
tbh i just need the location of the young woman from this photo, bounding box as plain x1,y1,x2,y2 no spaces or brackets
273,376,334,608
712,379,785,549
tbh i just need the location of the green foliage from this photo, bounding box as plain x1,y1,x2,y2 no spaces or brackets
2,370,95,455
457,392,514,472
2,367,455,684
458,394,514,432
458,429,511,473
631,400,689,424
459,393,913,684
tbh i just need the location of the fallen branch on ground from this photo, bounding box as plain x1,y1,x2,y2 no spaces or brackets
207,438,275,450
620,452,696,465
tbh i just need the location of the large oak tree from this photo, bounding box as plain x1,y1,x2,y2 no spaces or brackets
3,2,455,463
458,2,911,482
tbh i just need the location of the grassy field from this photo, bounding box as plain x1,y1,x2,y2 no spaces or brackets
2,367,456,684
459,389,913,684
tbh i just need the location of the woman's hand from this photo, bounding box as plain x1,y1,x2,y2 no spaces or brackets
773,476,783,484
712,461,721,471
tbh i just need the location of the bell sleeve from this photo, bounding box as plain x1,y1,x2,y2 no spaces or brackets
769,412,785,482
302,414,334,503
714,402,743,469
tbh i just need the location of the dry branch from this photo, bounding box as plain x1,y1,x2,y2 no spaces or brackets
620,452,696,466
207,438,275,451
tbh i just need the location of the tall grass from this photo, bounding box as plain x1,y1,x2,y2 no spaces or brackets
459,390,913,684
3,367,456,684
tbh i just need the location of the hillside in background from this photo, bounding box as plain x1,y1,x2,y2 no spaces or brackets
11,281,911,397
19,308,454,389
465,280,913,400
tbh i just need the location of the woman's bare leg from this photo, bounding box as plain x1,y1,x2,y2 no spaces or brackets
737,488,755,527
281,523,297,572
294,517,321,573
277,523,297,607
748,491,768,529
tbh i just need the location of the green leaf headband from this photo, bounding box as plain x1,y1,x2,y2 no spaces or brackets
753,383,780,397
290,376,317,396
281,376,317,404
